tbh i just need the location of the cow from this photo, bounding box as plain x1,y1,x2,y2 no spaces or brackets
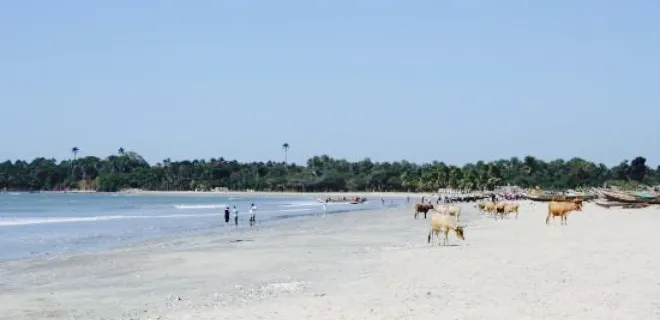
477,202,487,212
504,203,520,219
482,202,497,217
427,213,465,246
414,203,434,219
433,205,462,222
546,199,582,225
494,202,508,220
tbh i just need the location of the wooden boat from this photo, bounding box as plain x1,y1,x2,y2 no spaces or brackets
595,201,620,208
523,193,555,201
624,203,650,209
596,189,660,204
595,201,650,209
523,192,596,202
598,189,638,202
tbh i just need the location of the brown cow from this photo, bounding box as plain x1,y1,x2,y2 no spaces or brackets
414,203,434,219
545,199,582,225
479,202,496,217
495,202,508,220
504,203,520,219
477,202,487,211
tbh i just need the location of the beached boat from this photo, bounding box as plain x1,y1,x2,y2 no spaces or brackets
523,192,555,201
596,189,660,204
523,191,596,202
595,200,650,209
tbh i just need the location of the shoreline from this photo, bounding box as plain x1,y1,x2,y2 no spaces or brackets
0,194,403,262
17,189,437,199
2,203,659,319
133,190,435,200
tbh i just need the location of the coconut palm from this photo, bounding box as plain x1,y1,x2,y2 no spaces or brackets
71,147,79,160
282,143,290,164
118,147,125,155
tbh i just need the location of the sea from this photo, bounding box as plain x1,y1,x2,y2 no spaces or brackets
0,192,406,260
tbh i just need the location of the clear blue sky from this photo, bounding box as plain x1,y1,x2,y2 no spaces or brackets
1,1,659,166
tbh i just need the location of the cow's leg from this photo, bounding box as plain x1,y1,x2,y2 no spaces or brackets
424,211,427,219
545,213,551,224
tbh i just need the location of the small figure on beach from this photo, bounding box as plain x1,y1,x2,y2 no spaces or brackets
406,196,410,203
381,197,385,205
249,203,257,227
322,200,327,218
232,205,238,227
224,206,230,225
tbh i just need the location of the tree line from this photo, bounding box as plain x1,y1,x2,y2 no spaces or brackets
1,148,658,192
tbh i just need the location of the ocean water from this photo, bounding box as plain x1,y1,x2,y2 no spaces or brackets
0,193,403,260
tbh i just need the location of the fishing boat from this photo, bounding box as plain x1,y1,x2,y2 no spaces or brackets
595,200,650,209
522,192,556,201
523,190,595,202
596,189,660,204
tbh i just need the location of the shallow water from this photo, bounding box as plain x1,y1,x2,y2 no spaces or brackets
0,193,404,260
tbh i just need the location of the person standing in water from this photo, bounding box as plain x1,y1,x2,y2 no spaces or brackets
249,203,257,227
224,206,230,226
232,205,239,227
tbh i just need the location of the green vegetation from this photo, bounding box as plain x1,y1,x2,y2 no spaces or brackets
1,149,658,192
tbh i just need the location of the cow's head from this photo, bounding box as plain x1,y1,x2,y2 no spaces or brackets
573,199,583,211
455,225,466,240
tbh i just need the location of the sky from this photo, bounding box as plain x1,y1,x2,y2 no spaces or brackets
1,1,659,167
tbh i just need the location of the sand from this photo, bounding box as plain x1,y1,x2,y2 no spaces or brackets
1,202,659,320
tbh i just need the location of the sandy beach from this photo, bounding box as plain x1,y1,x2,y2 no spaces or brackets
1,201,659,320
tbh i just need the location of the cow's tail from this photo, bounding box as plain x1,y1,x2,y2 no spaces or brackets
427,230,432,244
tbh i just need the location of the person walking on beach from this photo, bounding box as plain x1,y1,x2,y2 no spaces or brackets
249,203,257,227
232,205,239,227
224,206,230,226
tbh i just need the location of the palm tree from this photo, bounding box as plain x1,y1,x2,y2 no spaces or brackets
282,143,290,164
68,147,80,190
118,147,125,155
71,147,79,160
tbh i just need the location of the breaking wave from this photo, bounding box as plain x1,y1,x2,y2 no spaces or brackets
0,209,312,227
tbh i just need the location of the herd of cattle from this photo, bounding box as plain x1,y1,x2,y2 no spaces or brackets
414,198,585,246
